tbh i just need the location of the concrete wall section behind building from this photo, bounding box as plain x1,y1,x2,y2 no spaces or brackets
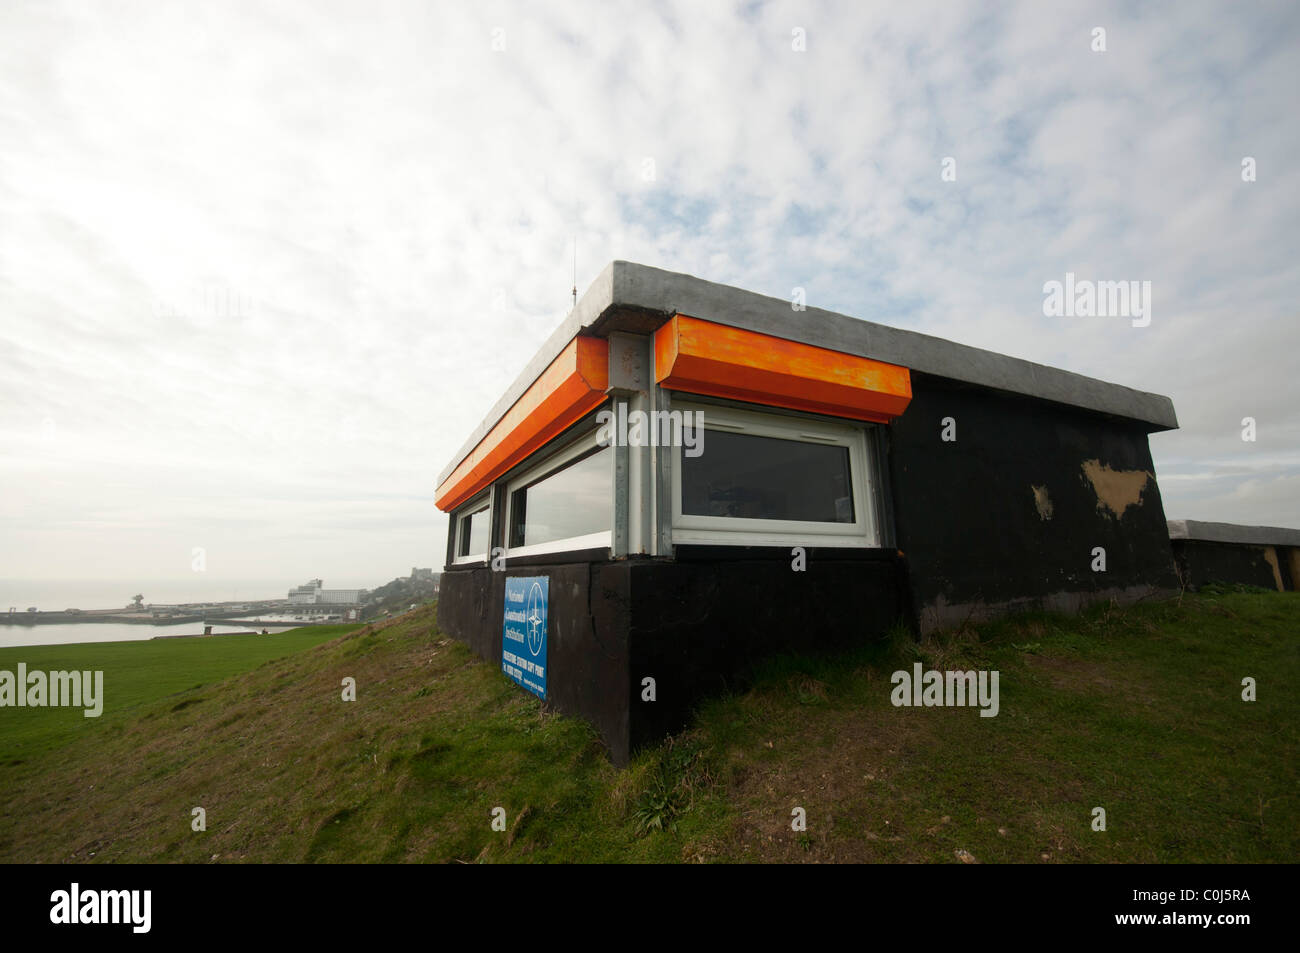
888,374,1179,632
1170,540,1296,591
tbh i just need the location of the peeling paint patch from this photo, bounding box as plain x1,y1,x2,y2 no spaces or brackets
1031,485,1053,520
1262,546,1285,591
1080,459,1151,519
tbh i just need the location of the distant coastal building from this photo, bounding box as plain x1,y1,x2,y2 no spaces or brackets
317,588,366,605
288,579,323,604
410,567,435,581
286,579,368,606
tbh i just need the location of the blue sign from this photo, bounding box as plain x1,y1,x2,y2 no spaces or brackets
502,576,548,699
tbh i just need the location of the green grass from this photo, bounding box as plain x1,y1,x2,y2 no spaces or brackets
688,590,1298,862
0,594,1294,863
0,625,359,761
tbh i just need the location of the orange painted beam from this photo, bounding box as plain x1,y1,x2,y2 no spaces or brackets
435,336,609,512
654,314,911,422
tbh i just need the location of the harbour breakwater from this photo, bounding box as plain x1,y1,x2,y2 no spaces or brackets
2,608,271,626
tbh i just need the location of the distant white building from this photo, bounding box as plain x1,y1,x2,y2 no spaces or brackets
287,579,323,604
287,579,367,606
317,588,365,605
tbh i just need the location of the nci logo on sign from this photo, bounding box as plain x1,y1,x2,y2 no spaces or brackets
502,576,548,699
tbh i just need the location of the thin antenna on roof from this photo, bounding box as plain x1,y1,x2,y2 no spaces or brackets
571,236,577,308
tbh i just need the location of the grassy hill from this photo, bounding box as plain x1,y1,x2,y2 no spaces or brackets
0,591,1295,863
0,626,359,762
364,574,440,619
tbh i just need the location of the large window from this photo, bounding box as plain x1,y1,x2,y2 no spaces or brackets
505,431,612,557
452,495,491,563
670,400,878,547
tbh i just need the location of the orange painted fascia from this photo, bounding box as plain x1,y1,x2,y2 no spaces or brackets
654,314,911,423
435,336,609,512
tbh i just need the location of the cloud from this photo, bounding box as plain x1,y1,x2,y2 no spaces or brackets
1,0,1297,585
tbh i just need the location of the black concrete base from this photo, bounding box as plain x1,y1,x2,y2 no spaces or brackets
437,551,905,765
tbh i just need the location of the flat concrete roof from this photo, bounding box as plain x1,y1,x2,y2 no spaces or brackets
1168,520,1300,548
439,261,1179,487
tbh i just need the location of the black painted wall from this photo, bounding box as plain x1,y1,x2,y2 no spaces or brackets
887,374,1179,630
625,551,904,753
1170,540,1289,591
438,562,630,760
438,551,904,764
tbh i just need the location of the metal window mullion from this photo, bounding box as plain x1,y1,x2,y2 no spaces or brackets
444,510,458,568
489,482,507,556
612,402,630,558
869,424,896,549
653,384,673,556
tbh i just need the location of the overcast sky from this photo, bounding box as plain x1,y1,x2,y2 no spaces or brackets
1,0,1296,590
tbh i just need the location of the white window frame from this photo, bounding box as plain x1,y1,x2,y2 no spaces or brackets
503,428,613,558
451,493,492,565
669,399,879,548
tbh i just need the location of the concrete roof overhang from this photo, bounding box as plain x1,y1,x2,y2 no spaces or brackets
438,261,1179,488
1168,520,1300,547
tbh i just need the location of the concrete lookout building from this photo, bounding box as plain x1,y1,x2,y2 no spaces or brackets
1168,520,1300,592
435,262,1180,763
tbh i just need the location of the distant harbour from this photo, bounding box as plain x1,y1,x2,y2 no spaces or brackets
0,578,293,614
0,580,327,647
0,574,432,648
0,621,301,648
3,604,315,626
